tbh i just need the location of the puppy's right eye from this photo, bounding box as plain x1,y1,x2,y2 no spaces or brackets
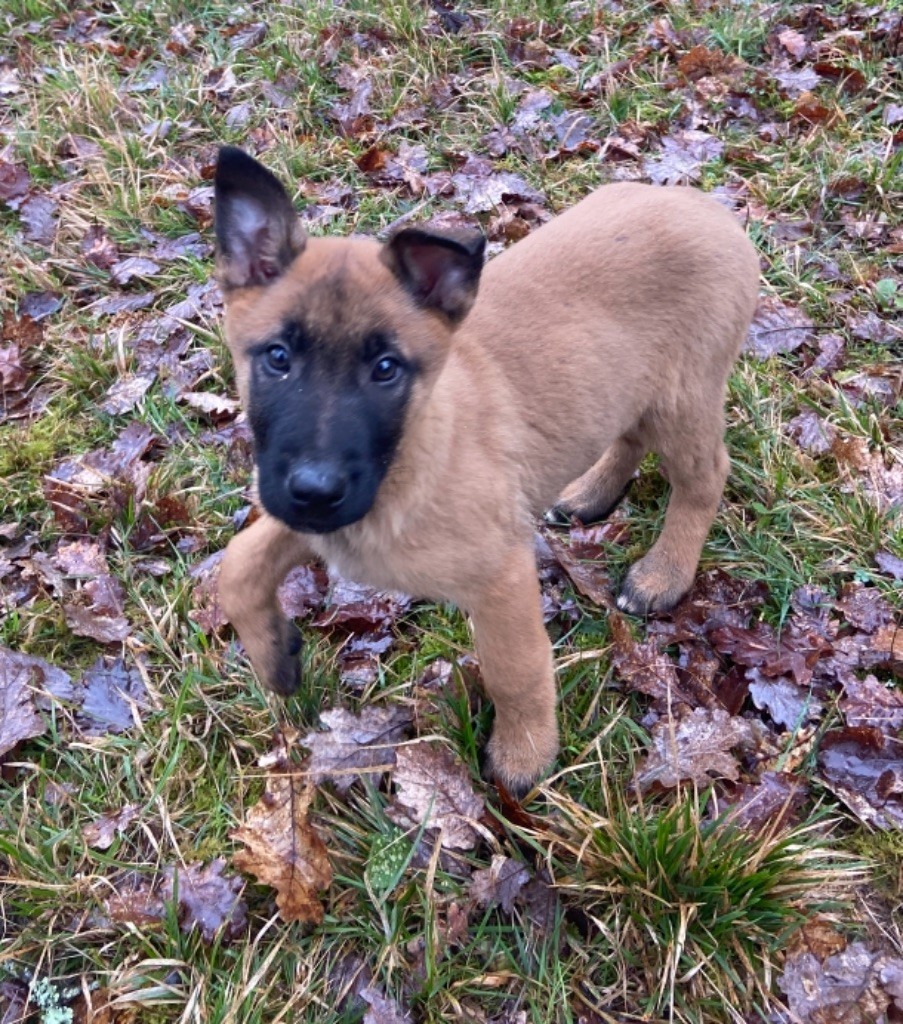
264,344,291,375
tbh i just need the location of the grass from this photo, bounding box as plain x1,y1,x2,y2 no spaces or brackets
1,0,901,1022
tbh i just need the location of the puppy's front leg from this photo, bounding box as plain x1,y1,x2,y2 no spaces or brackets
468,545,559,794
218,513,315,696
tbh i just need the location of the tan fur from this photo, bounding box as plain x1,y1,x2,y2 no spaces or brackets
217,182,760,791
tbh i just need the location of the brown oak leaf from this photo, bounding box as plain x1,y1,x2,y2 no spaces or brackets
232,772,333,924
83,804,140,849
301,705,412,792
162,859,248,942
469,854,530,914
634,708,757,791
387,741,484,850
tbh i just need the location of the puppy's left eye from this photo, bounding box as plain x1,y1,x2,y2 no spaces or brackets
371,356,403,384
264,344,291,375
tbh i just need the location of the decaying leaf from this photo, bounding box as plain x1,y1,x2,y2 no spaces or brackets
278,563,330,619
313,577,411,634
719,771,808,832
747,669,823,730
361,986,411,1024
610,613,695,707
634,708,756,791
83,804,140,849
232,771,333,924
469,854,530,914
841,675,903,733
779,941,903,1023
645,129,724,185
388,741,484,851
0,646,49,757
745,296,814,357
818,728,903,830
162,859,248,942
77,657,149,736
64,574,131,643
301,705,412,792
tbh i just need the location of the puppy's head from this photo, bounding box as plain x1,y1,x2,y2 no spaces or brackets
214,147,485,534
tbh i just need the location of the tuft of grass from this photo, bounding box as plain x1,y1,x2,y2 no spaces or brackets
535,765,864,1024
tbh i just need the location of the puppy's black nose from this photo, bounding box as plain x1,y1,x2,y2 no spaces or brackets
287,462,348,508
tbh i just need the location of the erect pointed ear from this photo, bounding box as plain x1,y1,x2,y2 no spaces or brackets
381,227,485,324
214,146,306,290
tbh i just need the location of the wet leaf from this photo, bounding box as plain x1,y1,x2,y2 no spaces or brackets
541,528,614,608
188,550,228,634
81,223,119,269
840,675,903,734
178,390,239,421
634,708,757,791
745,296,814,357
19,194,58,245
162,859,248,942
77,656,149,736
747,669,823,729
449,155,545,214
388,741,484,850
110,256,162,285
777,28,808,60
0,646,48,757
835,582,896,633
99,372,156,415
278,563,330,619
645,130,723,186
232,771,333,924
301,705,412,792
818,728,903,830
770,63,820,97
720,771,808,832
64,574,131,643
54,539,109,577
83,804,140,849
875,550,903,581
0,160,31,202
832,435,903,513
313,576,410,634
361,987,411,1024
469,854,530,914
609,614,696,707
787,409,836,454
779,942,903,1023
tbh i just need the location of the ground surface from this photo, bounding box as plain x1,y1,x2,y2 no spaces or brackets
0,1,901,1023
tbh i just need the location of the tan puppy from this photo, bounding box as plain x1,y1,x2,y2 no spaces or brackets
213,147,759,793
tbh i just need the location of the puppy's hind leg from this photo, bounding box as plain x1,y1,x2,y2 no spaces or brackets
218,513,315,695
552,432,645,524
618,422,729,615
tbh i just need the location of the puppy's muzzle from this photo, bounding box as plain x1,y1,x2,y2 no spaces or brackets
287,461,349,511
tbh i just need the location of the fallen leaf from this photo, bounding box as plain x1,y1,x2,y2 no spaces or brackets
83,804,140,849
541,528,614,609
609,614,696,707
720,771,808,832
875,551,903,581
0,981,28,1024
0,160,31,202
99,372,156,415
645,130,723,185
780,942,903,1023
840,675,903,734
832,435,903,513
178,391,239,422
361,987,411,1024
77,657,149,736
818,728,903,830
770,63,820,98
64,574,131,643
110,256,162,286
81,223,119,269
469,854,530,914
54,539,109,577
301,705,412,792
188,550,228,634
388,741,484,850
835,582,896,633
777,27,808,60
232,771,333,924
313,576,410,634
19,194,58,245
0,646,48,757
787,410,836,454
745,296,814,357
747,669,823,730
634,708,756,791
449,155,545,214
278,563,330,618
162,859,248,942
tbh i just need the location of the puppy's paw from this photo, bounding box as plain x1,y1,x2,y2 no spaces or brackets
484,728,558,799
257,619,303,696
617,554,692,616
550,483,630,527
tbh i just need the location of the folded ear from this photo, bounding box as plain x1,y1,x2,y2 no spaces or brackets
214,147,306,290
381,227,485,324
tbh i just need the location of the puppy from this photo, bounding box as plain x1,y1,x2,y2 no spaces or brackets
213,146,759,793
